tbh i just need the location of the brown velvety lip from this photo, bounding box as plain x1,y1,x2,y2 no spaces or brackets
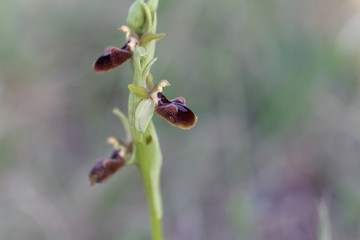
155,92,197,129
93,43,133,73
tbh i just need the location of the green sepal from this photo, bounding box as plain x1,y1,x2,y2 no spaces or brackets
141,33,165,46
128,84,149,99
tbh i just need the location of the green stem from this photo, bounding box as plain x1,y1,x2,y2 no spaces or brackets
135,122,163,240
127,1,163,239
129,99,163,240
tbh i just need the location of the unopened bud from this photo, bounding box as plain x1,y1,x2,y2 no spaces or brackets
127,0,146,36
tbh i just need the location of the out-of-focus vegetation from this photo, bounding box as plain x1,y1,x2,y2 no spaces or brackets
1,0,360,239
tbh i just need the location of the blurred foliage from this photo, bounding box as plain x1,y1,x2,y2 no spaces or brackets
1,0,360,239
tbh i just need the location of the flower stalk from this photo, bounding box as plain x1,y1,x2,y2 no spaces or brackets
89,0,196,239
127,1,163,238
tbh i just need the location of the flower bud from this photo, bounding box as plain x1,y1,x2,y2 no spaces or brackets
127,0,146,36
93,42,132,73
155,92,197,130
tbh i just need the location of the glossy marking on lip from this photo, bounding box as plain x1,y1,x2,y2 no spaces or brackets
171,96,186,105
93,42,132,72
89,150,125,185
155,92,197,129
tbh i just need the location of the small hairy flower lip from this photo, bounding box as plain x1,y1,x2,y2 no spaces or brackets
155,92,197,129
93,42,133,73
89,150,125,185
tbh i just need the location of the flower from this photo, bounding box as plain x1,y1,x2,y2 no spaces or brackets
89,150,125,185
154,92,197,129
93,42,133,73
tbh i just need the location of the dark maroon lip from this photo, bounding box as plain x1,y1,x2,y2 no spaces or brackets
93,42,133,73
89,150,125,185
155,92,197,129
157,92,172,104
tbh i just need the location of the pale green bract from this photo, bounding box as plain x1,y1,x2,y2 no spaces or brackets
135,99,155,133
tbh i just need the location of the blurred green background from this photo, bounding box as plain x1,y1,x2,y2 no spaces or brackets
1,0,360,239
